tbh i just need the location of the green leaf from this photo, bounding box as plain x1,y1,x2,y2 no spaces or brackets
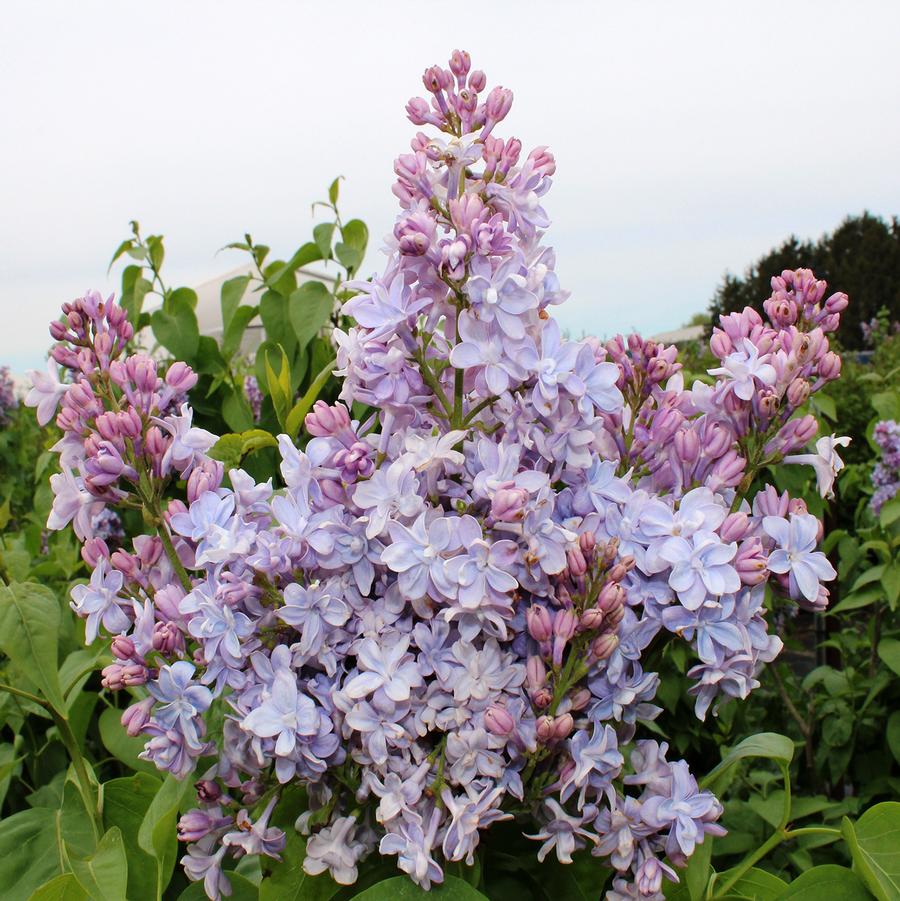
221,275,252,330
28,874,89,901
872,391,900,424
877,638,900,677
264,345,293,431
98,706,159,775
336,219,368,275
717,866,787,900
347,875,489,900
830,585,884,615
167,286,198,312
258,829,339,901
209,433,245,472
0,581,66,714
241,429,279,456
701,732,794,794
881,496,900,529
882,561,900,609
778,865,869,899
67,827,127,901
289,282,334,351
103,774,163,901
151,295,200,361
57,777,98,860
887,712,900,766
59,646,108,700
684,836,713,901
259,294,297,360
314,223,335,260
138,774,193,898
223,305,258,360
285,358,336,437
811,392,837,421
328,176,341,205
0,807,62,900
223,387,255,433
842,803,900,901
267,243,323,286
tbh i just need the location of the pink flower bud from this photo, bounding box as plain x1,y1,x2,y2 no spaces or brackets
449,49,471,79
566,546,587,577
121,698,154,736
536,716,554,742
195,780,222,803
527,145,556,177
818,351,841,380
786,379,811,408
552,713,574,741
531,687,552,708
484,705,516,737
580,607,604,631
485,86,512,123
81,537,110,568
598,582,625,612
710,331,733,358
579,531,596,554
526,605,553,642
110,549,140,579
735,537,767,586
553,609,577,641
165,361,197,393
720,512,750,543
526,655,547,692
111,635,136,660
569,688,591,711
469,70,486,92
101,663,126,691
675,429,700,465
491,487,528,522
590,633,619,661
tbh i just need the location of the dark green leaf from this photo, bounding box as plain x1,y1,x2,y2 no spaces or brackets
258,829,339,901
151,295,200,362
778,865,870,899
27,874,89,901
103,774,163,901
314,223,335,260
881,497,900,529
887,712,900,766
717,866,787,900
289,282,334,351
221,276,252,330
878,638,900,677
841,803,900,900
222,305,259,360
98,707,158,776
138,774,193,895
223,387,255,433
0,807,62,900
67,827,127,901
0,582,66,714
701,732,794,794
347,875,489,900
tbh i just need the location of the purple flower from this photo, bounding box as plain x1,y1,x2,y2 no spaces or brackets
763,513,836,602
657,531,740,610
464,253,538,339
343,634,425,704
147,662,213,752
70,558,130,643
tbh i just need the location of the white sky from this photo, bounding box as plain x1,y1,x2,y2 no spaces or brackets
2,0,899,373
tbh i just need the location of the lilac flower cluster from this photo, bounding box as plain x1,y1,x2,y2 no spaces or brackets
0,365,17,425
28,52,851,901
871,420,900,514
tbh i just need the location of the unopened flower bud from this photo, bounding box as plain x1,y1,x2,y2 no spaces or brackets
121,698,153,737
485,705,516,737
591,633,619,661
552,713,574,741
491,487,528,522
536,716,554,742
526,605,553,642
579,607,604,631
720,511,750,543
569,688,591,711
786,379,811,408
526,655,547,692
111,635,136,660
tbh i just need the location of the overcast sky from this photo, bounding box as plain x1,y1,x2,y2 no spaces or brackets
2,0,899,373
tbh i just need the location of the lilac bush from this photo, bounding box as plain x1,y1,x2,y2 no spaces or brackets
27,50,852,900
871,419,900,514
